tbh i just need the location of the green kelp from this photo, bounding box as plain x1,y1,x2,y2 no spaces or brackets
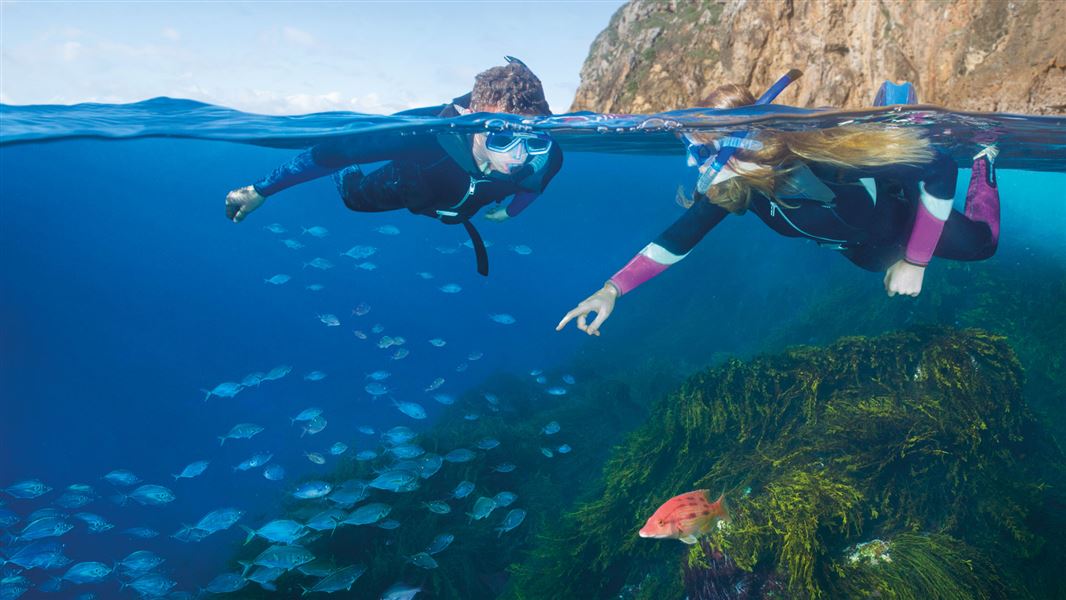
510,327,1066,599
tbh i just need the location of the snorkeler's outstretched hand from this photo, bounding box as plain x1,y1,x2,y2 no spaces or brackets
884,259,926,297
225,185,266,223
556,283,619,336
484,206,510,222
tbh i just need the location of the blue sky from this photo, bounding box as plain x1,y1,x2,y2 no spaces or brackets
1,1,625,115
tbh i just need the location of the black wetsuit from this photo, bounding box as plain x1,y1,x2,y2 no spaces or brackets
657,155,997,272
252,95,564,275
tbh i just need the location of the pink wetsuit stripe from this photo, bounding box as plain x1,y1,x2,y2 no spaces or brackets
905,202,946,266
610,254,670,295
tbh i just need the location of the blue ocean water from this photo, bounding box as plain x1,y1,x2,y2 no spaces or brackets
1,100,1064,598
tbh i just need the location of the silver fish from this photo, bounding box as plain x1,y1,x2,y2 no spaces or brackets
263,364,292,381
244,544,315,573
301,564,367,594
369,470,419,492
476,438,500,450
423,501,451,515
263,465,286,481
219,423,264,445
341,503,391,526
468,496,497,521
292,481,332,499
425,533,455,555
317,313,341,326
305,508,346,532
341,245,377,260
495,509,527,537
264,274,291,285
393,399,426,419
194,508,244,534
205,572,248,594
124,573,176,597
202,381,243,401
302,226,329,237
389,444,425,459
127,484,175,506
16,516,73,541
173,460,210,480
444,449,476,463
451,481,475,499
541,421,561,435
241,519,307,545
493,491,518,508
73,512,113,533
62,561,112,584
117,550,164,575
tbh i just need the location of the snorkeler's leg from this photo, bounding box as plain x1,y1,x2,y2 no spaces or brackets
930,147,1000,261
962,145,1000,248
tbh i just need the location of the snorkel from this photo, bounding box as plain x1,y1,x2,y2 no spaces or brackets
689,69,804,194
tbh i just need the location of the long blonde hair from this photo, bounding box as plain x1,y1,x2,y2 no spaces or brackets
689,83,934,214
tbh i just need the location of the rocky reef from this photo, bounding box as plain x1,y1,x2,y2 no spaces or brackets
509,327,1066,599
571,0,1066,114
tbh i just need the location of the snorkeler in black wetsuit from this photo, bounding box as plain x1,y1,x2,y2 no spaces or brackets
225,57,563,276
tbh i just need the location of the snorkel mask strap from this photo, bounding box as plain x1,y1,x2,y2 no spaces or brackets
690,69,803,194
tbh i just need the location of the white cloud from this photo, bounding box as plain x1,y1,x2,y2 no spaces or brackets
281,26,315,47
162,27,181,42
59,41,82,61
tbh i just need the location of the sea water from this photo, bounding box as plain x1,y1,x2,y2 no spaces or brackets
1,100,1064,598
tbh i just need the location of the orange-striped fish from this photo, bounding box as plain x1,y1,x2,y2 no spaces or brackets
638,489,729,544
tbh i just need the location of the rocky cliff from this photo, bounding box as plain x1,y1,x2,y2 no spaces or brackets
571,0,1066,114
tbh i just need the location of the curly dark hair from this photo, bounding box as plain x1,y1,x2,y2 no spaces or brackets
470,62,551,116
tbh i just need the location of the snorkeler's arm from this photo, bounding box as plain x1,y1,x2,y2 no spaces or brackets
506,192,539,217
484,192,537,222
489,146,563,222
251,133,429,197
557,197,728,336
902,151,958,267
608,197,729,295
884,152,958,297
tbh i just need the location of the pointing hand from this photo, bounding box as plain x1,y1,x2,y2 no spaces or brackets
556,283,619,336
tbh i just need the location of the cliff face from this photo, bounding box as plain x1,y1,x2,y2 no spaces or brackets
571,0,1066,114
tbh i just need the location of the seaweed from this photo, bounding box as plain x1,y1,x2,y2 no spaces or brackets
510,327,1066,599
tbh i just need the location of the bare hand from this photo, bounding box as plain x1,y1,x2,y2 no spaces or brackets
225,185,266,223
884,259,926,297
484,206,510,222
556,283,618,336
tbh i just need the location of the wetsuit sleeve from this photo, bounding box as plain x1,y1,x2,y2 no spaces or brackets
252,132,429,197
609,196,729,296
505,192,538,217
904,151,958,267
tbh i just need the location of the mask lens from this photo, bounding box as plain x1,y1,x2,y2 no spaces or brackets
485,133,518,153
524,136,551,154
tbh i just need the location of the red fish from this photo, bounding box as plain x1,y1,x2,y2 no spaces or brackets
638,489,729,544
